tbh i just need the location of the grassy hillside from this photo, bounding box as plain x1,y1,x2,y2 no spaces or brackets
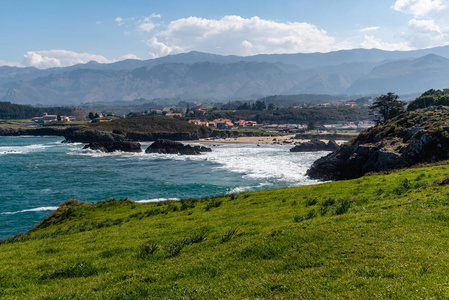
89,116,211,134
3,163,449,298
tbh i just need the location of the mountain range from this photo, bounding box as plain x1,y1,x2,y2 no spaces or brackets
3,46,449,106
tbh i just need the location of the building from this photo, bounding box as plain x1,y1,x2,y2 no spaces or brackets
444,88,449,95
213,118,234,129
165,112,183,118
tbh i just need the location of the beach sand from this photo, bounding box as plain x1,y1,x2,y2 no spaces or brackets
194,135,349,145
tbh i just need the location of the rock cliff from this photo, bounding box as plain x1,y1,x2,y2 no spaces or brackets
307,107,449,180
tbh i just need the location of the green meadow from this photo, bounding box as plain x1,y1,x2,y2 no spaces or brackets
2,163,449,299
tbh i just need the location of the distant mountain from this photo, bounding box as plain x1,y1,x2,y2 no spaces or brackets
1,62,316,105
346,54,449,95
3,46,449,105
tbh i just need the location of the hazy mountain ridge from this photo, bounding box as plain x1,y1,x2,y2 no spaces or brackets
2,47,449,105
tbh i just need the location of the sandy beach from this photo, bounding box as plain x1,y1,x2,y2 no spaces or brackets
194,134,350,145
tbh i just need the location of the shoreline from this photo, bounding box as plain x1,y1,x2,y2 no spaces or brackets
189,134,351,145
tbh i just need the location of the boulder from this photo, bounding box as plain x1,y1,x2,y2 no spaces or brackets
145,139,211,155
83,141,142,153
290,139,339,152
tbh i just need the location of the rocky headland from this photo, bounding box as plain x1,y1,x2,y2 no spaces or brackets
290,139,338,152
307,106,449,181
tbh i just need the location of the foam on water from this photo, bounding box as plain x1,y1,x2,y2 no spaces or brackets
1,206,59,215
0,144,50,155
204,144,326,185
134,198,180,203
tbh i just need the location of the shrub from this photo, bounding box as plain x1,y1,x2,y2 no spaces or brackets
205,199,222,211
305,198,318,207
165,241,184,257
186,231,207,245
293,215,304,223
139,243,159,258
220,227,239,243
336,199,351,215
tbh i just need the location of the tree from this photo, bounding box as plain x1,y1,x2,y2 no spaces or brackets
369,92,406,124
267,103,276,110
252,100,266,111
88,112,95,120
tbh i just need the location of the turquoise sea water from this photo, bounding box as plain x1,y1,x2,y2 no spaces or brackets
0,136,327,239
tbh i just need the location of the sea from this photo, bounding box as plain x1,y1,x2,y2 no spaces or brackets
0,136,328,239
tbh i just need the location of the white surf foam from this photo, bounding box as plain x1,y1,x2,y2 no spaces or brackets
1,206,59,215
0,144,50,155
134,198,180,203
205,144,326,185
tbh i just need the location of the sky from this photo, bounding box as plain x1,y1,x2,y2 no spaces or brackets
1,0,448,68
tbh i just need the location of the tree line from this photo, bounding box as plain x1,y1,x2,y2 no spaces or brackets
0,101,76,119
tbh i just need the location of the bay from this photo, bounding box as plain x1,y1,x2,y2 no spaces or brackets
0,136,327,239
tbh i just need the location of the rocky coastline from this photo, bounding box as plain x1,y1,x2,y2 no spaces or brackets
307,107,449,181
290,139,338,152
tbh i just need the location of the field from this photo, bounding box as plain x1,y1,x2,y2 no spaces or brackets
2,163,449,298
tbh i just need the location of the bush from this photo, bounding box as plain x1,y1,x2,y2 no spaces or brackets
165,241,185,257
185,231,207,245
139,243,159,258
205,199,222,211
336,199,351,215
305,198,318,207
220,227,239,243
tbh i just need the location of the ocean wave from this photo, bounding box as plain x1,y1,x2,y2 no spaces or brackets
0,144,50,155
1,206,59,215
205,144,326,184
134,198,180,203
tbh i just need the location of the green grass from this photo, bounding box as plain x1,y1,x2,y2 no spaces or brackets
3,164,449,298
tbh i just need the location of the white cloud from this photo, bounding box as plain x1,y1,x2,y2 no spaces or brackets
115,17,124,25
145,15,338,58
138,22,156,32
0,60,23,67
19,50,139,68
359,26,380,32
392,0,446,16
392,0,449,48
118,54,139,60
360,35,412,51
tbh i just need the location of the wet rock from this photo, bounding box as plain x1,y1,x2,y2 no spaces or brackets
145,139,211,155
83,141,142,153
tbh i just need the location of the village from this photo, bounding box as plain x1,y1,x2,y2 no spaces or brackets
30,104,376,134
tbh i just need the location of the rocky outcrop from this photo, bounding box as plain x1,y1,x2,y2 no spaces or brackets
0,127,68,137
83,141,142,153
290,139,338,152
64,129,125,143
145,139,211,155
307,107,449,181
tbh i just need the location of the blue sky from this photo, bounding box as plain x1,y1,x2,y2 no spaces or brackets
1,0,448,68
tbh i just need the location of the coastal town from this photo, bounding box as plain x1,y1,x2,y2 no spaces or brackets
29,104,375,134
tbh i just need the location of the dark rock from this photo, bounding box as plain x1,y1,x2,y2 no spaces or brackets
290,139,339,152
64,129,125,143
193,145,212,152
83,141,142,153
307,107,449,181
145,139,211,155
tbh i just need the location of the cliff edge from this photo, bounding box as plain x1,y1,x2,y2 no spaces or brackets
307,106,449,180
